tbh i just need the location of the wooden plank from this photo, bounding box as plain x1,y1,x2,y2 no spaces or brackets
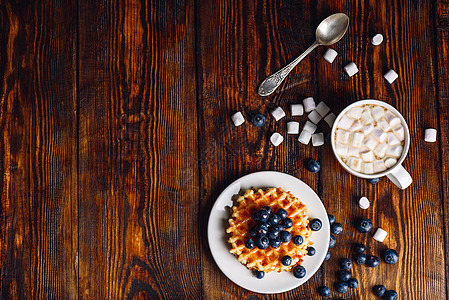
77,0,200,298
0,1,78,298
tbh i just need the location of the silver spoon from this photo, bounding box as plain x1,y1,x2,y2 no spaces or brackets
258,13,349,97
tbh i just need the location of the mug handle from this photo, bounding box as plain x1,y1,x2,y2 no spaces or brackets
386,164,412,189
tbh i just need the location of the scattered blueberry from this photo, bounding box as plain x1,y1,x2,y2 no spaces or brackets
329,235,336,248
309,218,322,231
255,223,268,236
366,255,380,268
354,243,366,253
267,227,280,239
293,265,306,278
255,236,269,249
317,286,331,297
373,285,386,297
254,270,265,279
268,214,280,226
279,231,292,243
307,246,316,256
251,113,266,127
252,211,259,221
356,217,373,233
306,159,321,173
269,237,281,248
354,253,367,265
262,206,272,215
337,270,352,282
340,258,353,270
383,290,398,300
282,218,293,229
245,239,255,249
335,281,349,294
277,208,288,220
382,249,399,264
249,226,257,237
348,278,358,289
293,235,304,245
258,209,269,222
281,255,292,266
325,251,331,261
331,223,343,235
368,177,380,184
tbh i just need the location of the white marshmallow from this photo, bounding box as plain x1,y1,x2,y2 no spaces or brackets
270,132,284,146
361,123,374,135
231,112,245,126
303,97,316,113
387,132,401,145
348,146,360,157
371,34,384,46
424,128,437,142
393,126,405,141
290,104,304,116
347,107,364,119
350,120,363,131
374,143,388,158
347,157,363,172
336,129,350,144
271,107,286,121
371,106,386,122
312,133,325,146
287,121,300,134
323,48,338,63
298,130,312,145
386,145,403,158
359,197,370,209
336,143,349,157
337,114,354,130
373,228,388,242
308,110,323,124
364,136,379,150
372,128,387,143
384,69,399,84
303,121,317,134
384,157,397,168
344,62,359,77
386,111,401,127
377,118,391,132
362,162,374,174
373,159,387,173
361,109,374,125
316,102,331,117
324,113,336,127
361,150,375,162
350,132,365,148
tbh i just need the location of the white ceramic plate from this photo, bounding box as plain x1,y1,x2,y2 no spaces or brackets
207,171,330,294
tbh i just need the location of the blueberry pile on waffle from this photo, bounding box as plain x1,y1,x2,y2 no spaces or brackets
226,187,313,277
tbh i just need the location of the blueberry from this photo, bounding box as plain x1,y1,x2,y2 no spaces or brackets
354,253,367,265
317,286,331,297
368,177,380,184
282,218,293,229
382,249,399,264
262,206,272,215
354,243,366,253
356,218,373,233
307,246,316,256
274,224,284,232
334,281,349,294
254,270,265,279
329,235,336,248
331,222,343,235
245,239,255,249
337,270,351,282
269,237,281,248
249,226,257,237
293,265,306,278
306,159,321,173
279,231,292,243
258,209,269,222
268,214,280,226
251,113,266,127
276,208,288,219
309,218,322,231
293,235,304,245
324,251,331,261
252,211,259,221
255,223,268,236
383,290,398,300
281,255,292,266
348,278,358,289
266,227,280,239
340,258,353,270
366,255,380,268
255,236,269,249
328,214,336,225
373,285,386,297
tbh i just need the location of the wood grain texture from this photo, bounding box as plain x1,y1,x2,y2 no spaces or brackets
0,1,78,299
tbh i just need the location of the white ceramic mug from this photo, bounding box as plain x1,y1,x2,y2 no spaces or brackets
331,99,412,189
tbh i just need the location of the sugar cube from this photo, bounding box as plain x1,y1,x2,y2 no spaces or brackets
231,112,245,126
270,132,284,146
271,107,286,121
373,228,388,242
323,48,338,63
291,104,304,116
384,69,399,84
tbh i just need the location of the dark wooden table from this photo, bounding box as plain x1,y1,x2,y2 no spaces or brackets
1,0,448,299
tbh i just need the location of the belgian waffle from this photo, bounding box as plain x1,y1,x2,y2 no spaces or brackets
226,187,313,273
